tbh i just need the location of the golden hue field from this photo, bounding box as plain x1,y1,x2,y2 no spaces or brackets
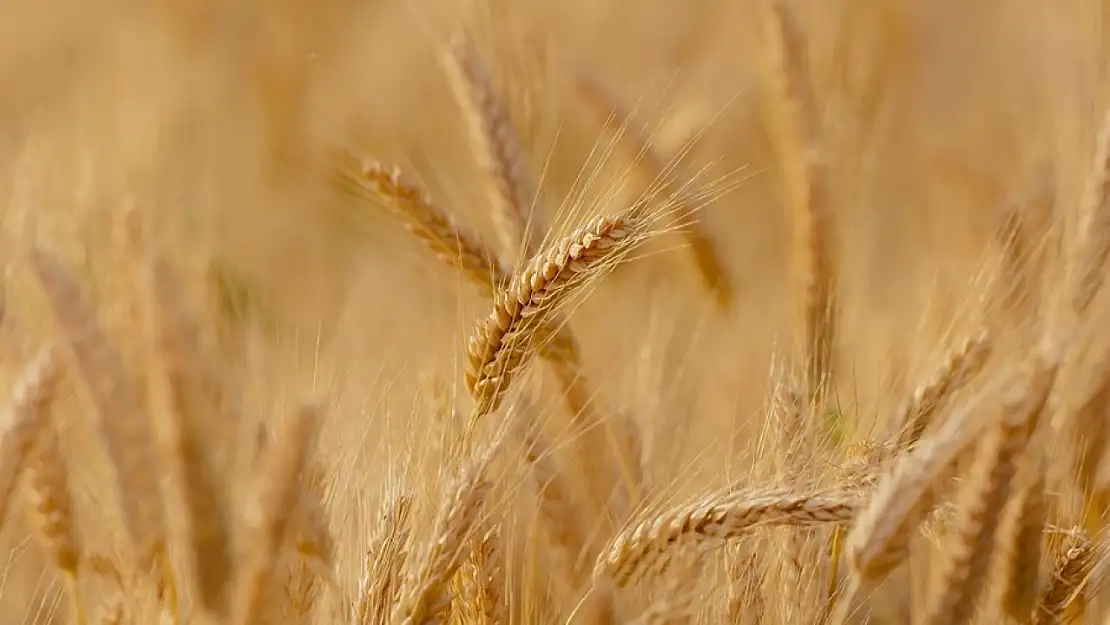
1,0,1109,623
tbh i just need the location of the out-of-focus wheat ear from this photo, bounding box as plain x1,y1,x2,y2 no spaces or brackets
569,65,734,311
759,0,835,404
573,578,624,625
994,198,1041,319
230,402,322,625
771,377,807,481
392,440,501,625
140,254,235,616
293,461,335,573
846,355,1049,587
1068,108,1110,319
350,162,508,297
922,350,1059,625
1057,334,1110,537
889,328,993,449
1034,530,1094,625
595,487,859,588
281,459,334,623
355,489,413,625
993,446,1047,622
24,411,83,624
97,593,126,625
28,249,168,572
455,526,505,623
466,205,659,420
0,344,60,530
443,34,538,265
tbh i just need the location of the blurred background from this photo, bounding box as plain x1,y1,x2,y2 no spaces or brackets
0,0,1107,620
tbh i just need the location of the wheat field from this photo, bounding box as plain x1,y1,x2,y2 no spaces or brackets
0,0,1109,623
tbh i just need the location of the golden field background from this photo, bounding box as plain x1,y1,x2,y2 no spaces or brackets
0,0,1109,622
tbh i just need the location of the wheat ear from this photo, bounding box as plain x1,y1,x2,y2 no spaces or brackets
392,442,500,625
466,207,656,419
141,254,235,615
346,162,507,297
570,66,733,310
230,403,321,625
993,447,1048,621
20,353,83,624
0,344,60,530
1033,530,1094,625
355,489,413,625
845,356,1044,586
760,0,835,402
890,328,992,449
1069,107,1110,318
595,488,858,588
443,34,537,265
29,249,169,573
351,162,588,410
456,526,505,623
922,350,1058,625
